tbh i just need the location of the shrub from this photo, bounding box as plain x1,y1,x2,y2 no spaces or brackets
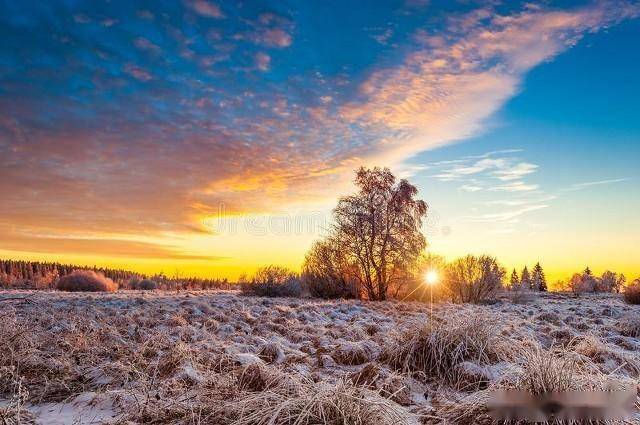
240,265,302,298
623,280,640,305
56,270,117,292
131,279,158,290
301,239,359,299
444,255,505,303
303,273,358,299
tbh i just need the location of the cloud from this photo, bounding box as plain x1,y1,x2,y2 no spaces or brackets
0,227,221,260
235,14,294,48
564,178,629,191
188,0,224,18
460,184,483,192
372,28,394,45
259,28,292,47
123,64,152,81
255,52,271,71
0,1,637,260
340,1,640,164
134,37,161,53
470,204,549,223
488,181,539,192
432,154,539,189
492,162,538,181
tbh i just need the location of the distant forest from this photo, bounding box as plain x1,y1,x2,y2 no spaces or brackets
0,259,231,290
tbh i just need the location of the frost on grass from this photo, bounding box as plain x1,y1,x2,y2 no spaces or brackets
0,290,638,424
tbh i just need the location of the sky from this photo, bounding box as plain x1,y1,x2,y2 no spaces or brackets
1,0,639,282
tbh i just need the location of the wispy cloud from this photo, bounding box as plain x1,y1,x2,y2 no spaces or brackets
469,204,549,223
563,178,629,191
428,149,548,222
488,181,539,192
432,152,539,189
340,1,640,164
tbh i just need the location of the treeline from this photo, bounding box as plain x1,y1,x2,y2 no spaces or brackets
0,259,143,289
561,267,628,294
0,259,232,291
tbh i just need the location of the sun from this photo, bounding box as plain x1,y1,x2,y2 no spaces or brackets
425,270,439,285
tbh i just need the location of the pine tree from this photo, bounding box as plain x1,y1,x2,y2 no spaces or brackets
510,269,520,289
521,266,532,290
532,262,547,292
584,266,592,276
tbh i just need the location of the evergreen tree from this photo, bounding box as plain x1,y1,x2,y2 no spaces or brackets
532,262,547,292
510,269,520,289
521,266,532,290
584,266,592,276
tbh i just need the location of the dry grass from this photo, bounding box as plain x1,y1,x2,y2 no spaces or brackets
56,270,118,292
439,345,634,425
219,377,416,425
0,290,637,424
616,314,640,338
381,314,510,389
0,367,35,425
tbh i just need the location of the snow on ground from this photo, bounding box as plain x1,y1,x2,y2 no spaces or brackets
0,290,638,424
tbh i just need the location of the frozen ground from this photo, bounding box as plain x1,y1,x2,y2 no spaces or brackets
0,290,638,424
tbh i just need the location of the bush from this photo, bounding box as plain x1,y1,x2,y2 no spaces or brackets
303,273,358,299
623,280,640,305
240,265,302,298
131,278,158,290
56,270,118,292
444,255,505,303
301,239,359,299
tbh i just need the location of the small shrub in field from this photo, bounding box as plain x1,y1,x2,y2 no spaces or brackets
56,270,117,292
623,281,640,305
131,279,158,290
240,265,302,297
303,273,358,299
301,239,359,299
444,255,505,303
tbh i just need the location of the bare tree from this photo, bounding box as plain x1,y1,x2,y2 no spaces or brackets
307,167,428,301
445,255,505,303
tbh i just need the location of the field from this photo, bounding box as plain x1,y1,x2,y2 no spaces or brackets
1,290,639,424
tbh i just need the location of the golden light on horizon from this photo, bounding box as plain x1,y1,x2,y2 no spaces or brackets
425,270,439,285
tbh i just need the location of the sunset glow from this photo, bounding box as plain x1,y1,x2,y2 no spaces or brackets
1,0,639,282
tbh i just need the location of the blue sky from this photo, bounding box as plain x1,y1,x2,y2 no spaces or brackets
0,0,638,279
